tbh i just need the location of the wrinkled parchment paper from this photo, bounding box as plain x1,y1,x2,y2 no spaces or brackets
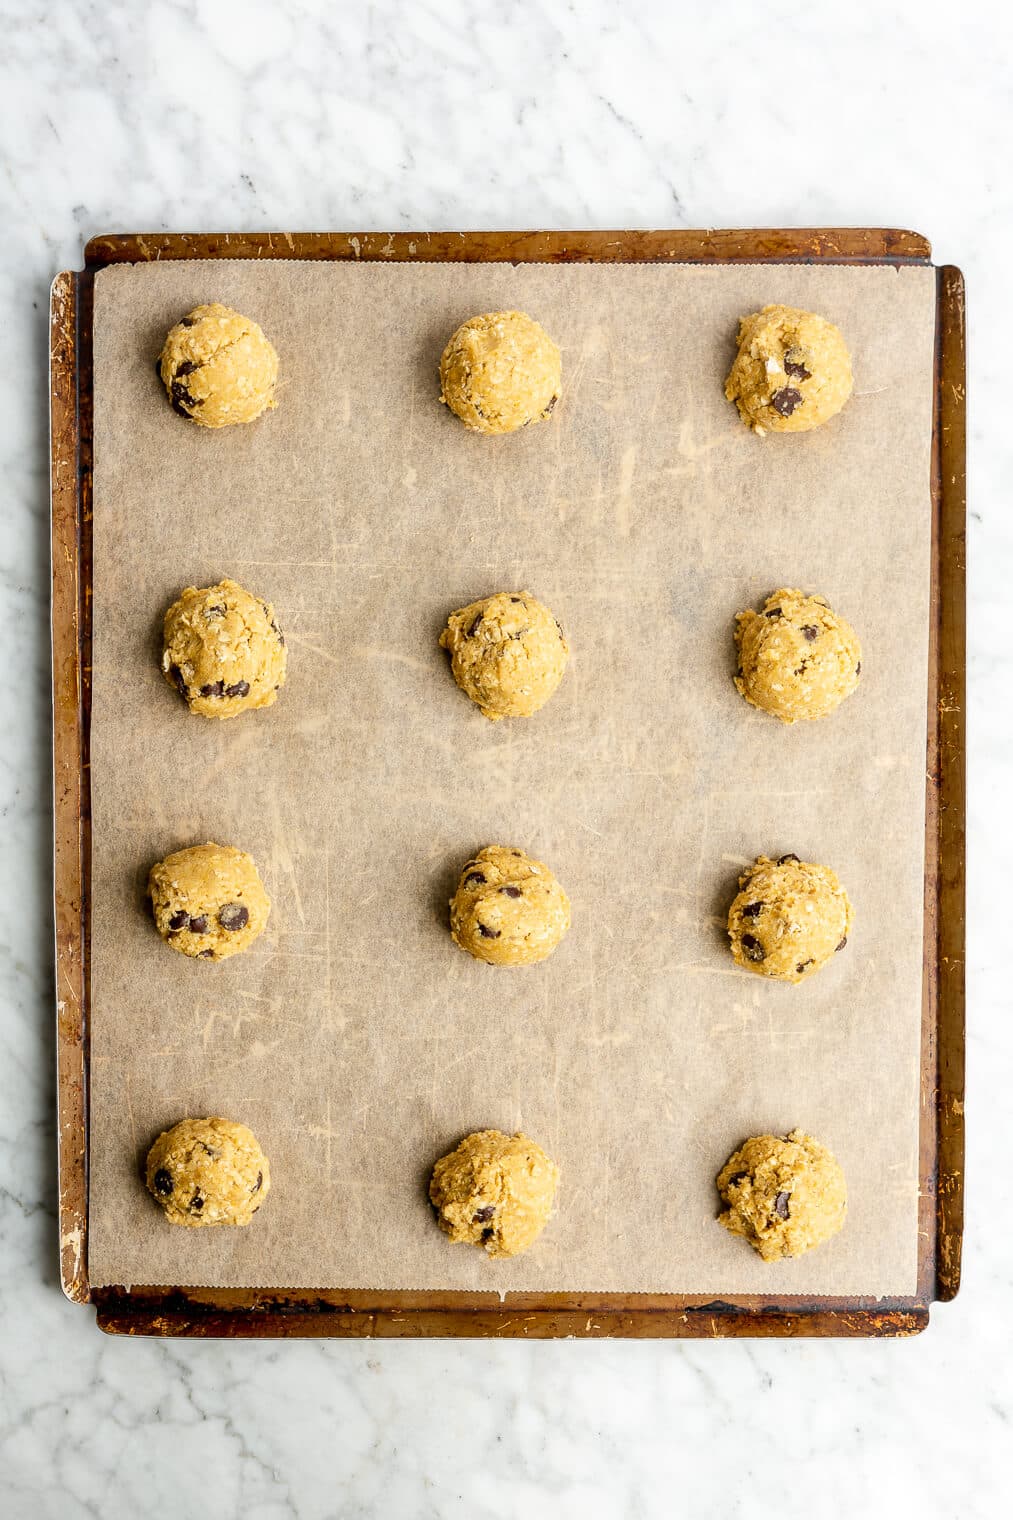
87,258,935,1294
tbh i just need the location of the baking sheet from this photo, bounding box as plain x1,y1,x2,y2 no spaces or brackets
87,259,935,1295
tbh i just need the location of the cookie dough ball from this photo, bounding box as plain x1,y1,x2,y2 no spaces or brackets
429,1129,559,1257
440,591,569,720
735,588,861,723
727,854,853,984
148,843,270,961
158,303,279,427
162,578,286,720
450,846,571,967
724,304,853,435
146,1117,270,1227
439,311,561,434
717,1129,847,1261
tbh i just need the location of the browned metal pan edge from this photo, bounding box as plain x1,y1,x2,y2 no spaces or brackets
82,227,932,268
931,266,966,1301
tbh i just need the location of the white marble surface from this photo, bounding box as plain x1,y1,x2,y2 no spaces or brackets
0,1,1008,1515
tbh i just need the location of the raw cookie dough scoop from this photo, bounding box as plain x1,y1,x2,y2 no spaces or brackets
429,1129,559,1257
162,578,287,720
146,1117,270,1227
717,1129,847,1260
439,310,561,434
158,302,279,427
148,842,271,961
449,845,571,966
734,588,861,723
724,304,852,435
727,854,853,983
440,591,569,720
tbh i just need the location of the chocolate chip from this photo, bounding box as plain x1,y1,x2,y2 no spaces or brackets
225,680,250,698
218,903,249,931
188,915,209,934
468,614,483,636
770,387,803,417
740,933,765,962
251,1171,263,1194
793,663,808,677
169,664,187,695
512,850,523,857
168,909,189,931
473,1205,495,1223
856,661,861,675
764,607,782,619
179,315,197,328
481,1227,495,1241
199,681,225,698
170,381,197,415
478,924,501,939
511,597,523,604
778,854,799,865
188,1190,205,1214
726,1172,747,1188
464,871,486,886
500,885,522,898
796,959,814,974
774,1191,791,1220
543,394,558,415
153,1168,173,1197
174,360,199,377
197,949,215,958
783,357,811,381
740,902,763,919
801,625,819,641
206,604,226,619
836,935,848,952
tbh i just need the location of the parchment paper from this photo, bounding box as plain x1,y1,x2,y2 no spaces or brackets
87,258,935,1295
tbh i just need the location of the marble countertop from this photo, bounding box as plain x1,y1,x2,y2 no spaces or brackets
2,1,1007,1515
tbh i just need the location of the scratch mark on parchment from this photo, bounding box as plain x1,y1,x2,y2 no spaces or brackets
307,1095,335,1179
123,1073,138,1157
285,634,344,667
351,644,433,674
616,445,636,538
266,794,306,928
